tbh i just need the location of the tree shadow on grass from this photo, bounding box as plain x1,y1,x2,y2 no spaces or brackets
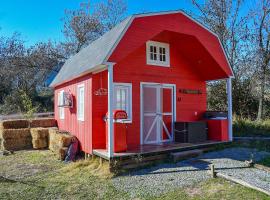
0,175,45,189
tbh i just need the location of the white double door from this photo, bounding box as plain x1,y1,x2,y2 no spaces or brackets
141,83,175,144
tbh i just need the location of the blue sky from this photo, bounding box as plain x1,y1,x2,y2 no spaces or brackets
0,0,255,46
0,0,195,46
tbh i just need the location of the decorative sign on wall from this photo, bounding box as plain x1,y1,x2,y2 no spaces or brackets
94,88,108,96
179,89,202,94
94,73,108,96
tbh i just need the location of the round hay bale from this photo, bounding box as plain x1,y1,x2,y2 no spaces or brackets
0,120,29,129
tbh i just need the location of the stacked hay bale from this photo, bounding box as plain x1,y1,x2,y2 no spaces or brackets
29,118,56,128
29,118,57,150
0,118,73,160
0,120,31,151
0,118,58,151
30,128,49,149
48,128,73,160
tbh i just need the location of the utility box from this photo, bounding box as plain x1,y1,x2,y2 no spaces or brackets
174,121,207,143
105,110,128,153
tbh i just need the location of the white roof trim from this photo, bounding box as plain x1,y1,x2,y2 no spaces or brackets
103,17,135,62
51,64,107,87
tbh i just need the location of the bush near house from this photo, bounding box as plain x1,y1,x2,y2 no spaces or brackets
233,118,270,137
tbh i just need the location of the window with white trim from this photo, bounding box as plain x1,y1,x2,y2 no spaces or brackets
58,90,65,119
113,83,132,121
77,84,85,121
146,41,170,67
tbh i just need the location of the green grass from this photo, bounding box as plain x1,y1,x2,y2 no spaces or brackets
0,150,269,200
233,140,270,153
233,118,270,137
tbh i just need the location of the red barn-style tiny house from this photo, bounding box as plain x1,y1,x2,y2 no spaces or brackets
50,11,233,159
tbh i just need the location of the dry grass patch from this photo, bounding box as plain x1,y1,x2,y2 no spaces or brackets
61,158,114,179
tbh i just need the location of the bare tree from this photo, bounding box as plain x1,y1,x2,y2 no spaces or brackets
190,0,255,117
62,0,127,55
252,0,270,120
95,0,127,31
0,33,63,114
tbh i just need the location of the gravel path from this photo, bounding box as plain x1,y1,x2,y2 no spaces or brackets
112,147,270,198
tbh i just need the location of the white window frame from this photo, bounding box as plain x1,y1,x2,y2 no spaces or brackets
77,84,85,121
146,41,170,67
113,83,132,121
58,90,65,120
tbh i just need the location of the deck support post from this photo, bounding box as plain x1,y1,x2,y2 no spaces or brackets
226,77,233,141
107,62,115,158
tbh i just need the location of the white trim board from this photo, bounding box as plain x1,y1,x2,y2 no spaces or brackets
113,82,133,122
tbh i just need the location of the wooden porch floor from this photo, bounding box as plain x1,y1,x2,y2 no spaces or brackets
93,140,228,160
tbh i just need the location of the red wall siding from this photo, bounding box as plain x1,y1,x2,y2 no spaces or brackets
54,74,92,153
109,13,233,80
54,13,231,152
112,41,207,147
92,71,108,149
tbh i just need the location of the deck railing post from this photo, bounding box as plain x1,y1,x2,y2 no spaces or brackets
226,77,233,141
107,62,115,158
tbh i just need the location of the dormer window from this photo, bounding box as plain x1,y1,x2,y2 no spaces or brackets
146,41,170,67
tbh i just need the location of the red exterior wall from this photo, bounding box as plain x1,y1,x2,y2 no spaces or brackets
92,71,108,150
109,13,233,80
54,71,109,153
54,74,93,153
112,42,207,147
54,13,231,153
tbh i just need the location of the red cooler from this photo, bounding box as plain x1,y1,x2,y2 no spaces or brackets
106,110,128,153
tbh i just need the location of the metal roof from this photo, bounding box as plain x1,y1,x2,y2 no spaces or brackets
50,16,133,87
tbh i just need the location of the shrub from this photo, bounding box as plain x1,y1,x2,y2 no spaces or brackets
233,118,270,137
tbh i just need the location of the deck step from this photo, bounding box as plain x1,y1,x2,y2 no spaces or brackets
171,149,203,162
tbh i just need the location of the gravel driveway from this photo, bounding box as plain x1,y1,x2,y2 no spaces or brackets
112,148,270,198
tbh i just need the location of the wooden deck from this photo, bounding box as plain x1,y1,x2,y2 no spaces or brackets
93,140,229,160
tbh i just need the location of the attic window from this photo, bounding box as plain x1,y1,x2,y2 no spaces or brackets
146,41,170,67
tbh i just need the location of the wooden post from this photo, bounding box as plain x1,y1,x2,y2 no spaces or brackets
226,77,233,141
210,164,216,178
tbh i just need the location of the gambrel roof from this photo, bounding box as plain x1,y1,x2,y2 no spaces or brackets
51,10,233,87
